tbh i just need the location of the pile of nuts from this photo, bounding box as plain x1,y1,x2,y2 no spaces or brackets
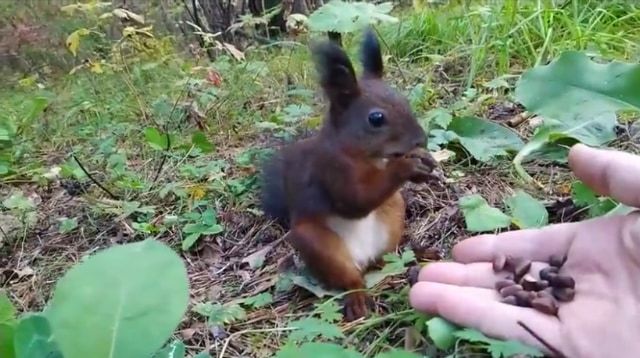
493,254,575,316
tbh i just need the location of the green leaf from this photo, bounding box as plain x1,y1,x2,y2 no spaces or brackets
287,317,344,342
0,323,15,358
145,127,169,151
26,97,49,122
44,239,190,358
275,342,362,358
453,328,544,358
193,302,246,326
242,292,273,308
192,131,214,153
2,192,36,211
153,340,186,358
14,314,63,358
571,180,598,207
514,51,640,181
459,194,511,232
426,317,458,350
308,0,398,34
58,217,78,234
424,108,453,129
447,117,524,162
314,300,343,323
0,290,16,324
375,350,423,358
504,190,548,229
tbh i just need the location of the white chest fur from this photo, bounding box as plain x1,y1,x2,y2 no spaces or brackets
326,212,390,271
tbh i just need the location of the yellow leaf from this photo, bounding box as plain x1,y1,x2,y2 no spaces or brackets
90,61,103,73
187,186,207,200
66,32,80,56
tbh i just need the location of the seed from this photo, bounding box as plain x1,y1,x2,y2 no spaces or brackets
513,259,532,281
520,274,538,291
549,254,567,268
493,254,507,272
495,279,516,291
407,266,420,287
549,274,575,289
531,296,559,315
552,287,575,302
499,284,523,297
539,266,559,281
536,280,549,291
514,290,532,307
501,296,517,305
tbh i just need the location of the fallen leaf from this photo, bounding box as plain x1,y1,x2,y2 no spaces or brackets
199,243,222,265
236,270,251,282
180,328,196,341
431,149,455,163
16,267,34,278
241,245,272,269
112,8,145,25
220,42,245,61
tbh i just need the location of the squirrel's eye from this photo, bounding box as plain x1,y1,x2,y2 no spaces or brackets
368,111,385,128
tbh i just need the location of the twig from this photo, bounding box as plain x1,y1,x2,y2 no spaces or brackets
72,155,119,200
517,321,567,358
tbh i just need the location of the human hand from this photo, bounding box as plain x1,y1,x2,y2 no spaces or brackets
409,144,640,358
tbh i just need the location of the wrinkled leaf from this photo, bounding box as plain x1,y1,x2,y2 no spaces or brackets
241,292,273,308
426,317,458,350
145,127,169,151
424,108,453,129
192,131,214,153
448,117,524,162
14,314,63,358
504,190,548,229
459,194,511,232
454,328,543,358
45,240,189,358
308,0,398,33
514,51,640,181
287,318,344,342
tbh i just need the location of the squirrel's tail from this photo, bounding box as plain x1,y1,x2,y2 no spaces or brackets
259,151,290,229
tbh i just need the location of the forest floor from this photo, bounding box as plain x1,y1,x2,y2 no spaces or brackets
2,1,640,357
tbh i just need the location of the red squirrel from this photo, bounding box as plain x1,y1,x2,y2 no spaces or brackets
260,28,440,321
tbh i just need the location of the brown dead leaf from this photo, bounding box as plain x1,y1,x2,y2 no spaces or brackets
237,270,251,282
431,149,455,163
200,243,222,265
221,42,245,61
16,266,34,278
180,328,197,341
241,245,272,269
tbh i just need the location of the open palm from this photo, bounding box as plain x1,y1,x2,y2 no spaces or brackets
410,144,640,358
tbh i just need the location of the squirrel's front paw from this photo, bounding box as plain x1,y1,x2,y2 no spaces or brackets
343,292,375,321
404,148,444,184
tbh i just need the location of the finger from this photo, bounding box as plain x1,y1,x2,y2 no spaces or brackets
569,143,640,208
409,282,561,354
453,221,578,263
418,261,549,288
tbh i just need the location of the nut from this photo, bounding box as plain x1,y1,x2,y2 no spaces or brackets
539,266,559,281
501,296,518,305
495,279,516,291
520,274,538,291
552,287,575,302
531,296,559,315
549,254,567,268
514,290,532,307
499,284,523,297
513,259,532,281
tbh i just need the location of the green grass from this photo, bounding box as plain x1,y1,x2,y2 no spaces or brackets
2,0,640,357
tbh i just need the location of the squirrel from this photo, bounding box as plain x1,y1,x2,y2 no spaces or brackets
259,28,441,321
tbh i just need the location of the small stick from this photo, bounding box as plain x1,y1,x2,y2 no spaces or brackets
517,321,567,358
72,155,119,200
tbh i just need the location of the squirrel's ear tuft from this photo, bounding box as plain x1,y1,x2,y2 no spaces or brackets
311,40,360,110
360,27,383,78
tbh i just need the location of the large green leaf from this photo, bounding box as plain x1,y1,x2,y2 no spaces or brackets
514,51,640,181
44,239,190,358
0,290,16,324
447,117,524,162
504,190,548,229
0,323,16,358
459,194,511,232
308,1,398,34
454,328,543,358
275,342,362,358
13,314,63,358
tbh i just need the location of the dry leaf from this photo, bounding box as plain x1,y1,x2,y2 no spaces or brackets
241,245,272,269
237,270,251,282
180,328,196,341
200,243,222,265
16,266,34,278
112,8,145,25
220,42,245,61
432,149,455,163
